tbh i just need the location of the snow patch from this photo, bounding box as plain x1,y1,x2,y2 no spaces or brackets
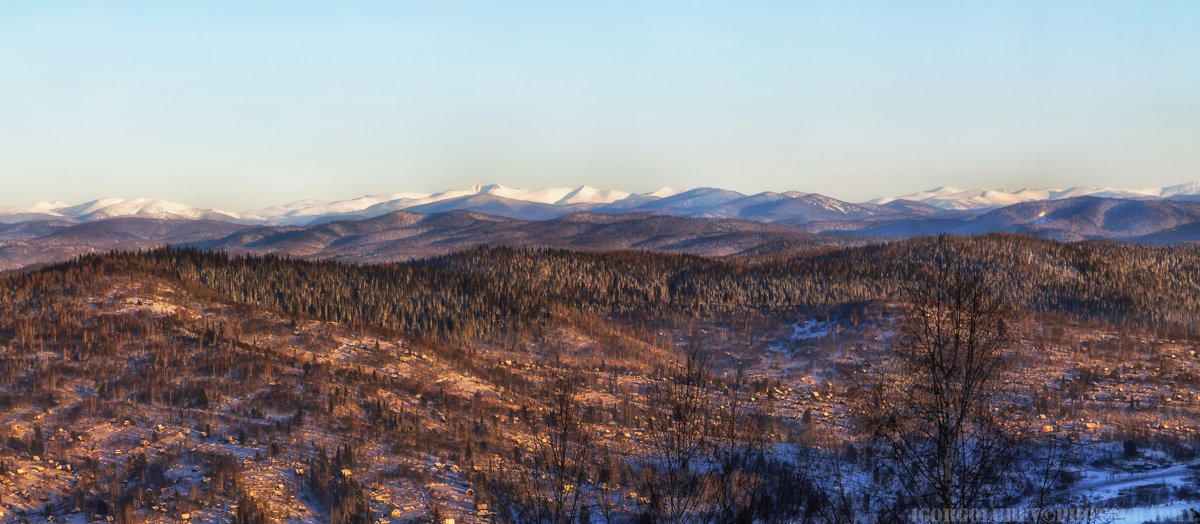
791,319,834,340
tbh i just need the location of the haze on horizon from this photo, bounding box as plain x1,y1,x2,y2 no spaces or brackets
1,1,1198,210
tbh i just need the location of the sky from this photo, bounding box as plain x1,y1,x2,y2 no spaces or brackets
1,1,1198,210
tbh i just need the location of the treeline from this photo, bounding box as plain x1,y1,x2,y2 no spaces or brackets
25,233,1200,340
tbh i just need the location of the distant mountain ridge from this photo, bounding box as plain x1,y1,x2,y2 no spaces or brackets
7,181,1200,271
0,210,841,271
7,194,1200,271
870,181,1200,210
5,181,1199,225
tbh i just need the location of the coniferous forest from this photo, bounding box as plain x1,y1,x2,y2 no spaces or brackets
46,233,1200,339
1,235,1200,522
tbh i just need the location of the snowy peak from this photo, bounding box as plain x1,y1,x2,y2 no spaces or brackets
61,198,213,220
241,184,686,224
555,185,632,205
0,198,237,223
870,186,1050,210
644,186,685,199
876,181,1200,210
1161,180,1200,197
464,184,633,205
468,183,574,204
26,200,73,211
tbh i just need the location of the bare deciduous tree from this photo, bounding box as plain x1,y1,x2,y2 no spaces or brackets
641,340,715,523
855,261,1019,523
507,374,593,524
711,366,773,522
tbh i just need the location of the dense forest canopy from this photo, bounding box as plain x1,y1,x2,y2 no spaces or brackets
8,233,1200,341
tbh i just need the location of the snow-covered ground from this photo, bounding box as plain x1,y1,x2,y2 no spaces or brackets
791,319,835,340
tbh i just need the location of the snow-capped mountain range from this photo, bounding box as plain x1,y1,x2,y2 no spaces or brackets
6,180,1200,270
0,184,663,225
3,181,1200,225
870,181,1200,210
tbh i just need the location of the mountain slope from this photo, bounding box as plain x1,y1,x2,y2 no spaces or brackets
819,197,1200,242
8,193,1200,271
0,210,832,270
873,181,1200,210
6,180,1199,225
0,198,240,223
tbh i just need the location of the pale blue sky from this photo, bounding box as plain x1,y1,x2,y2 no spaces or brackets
1,1,1198,209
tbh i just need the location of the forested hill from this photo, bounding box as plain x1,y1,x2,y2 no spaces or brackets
15,233,1200,340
